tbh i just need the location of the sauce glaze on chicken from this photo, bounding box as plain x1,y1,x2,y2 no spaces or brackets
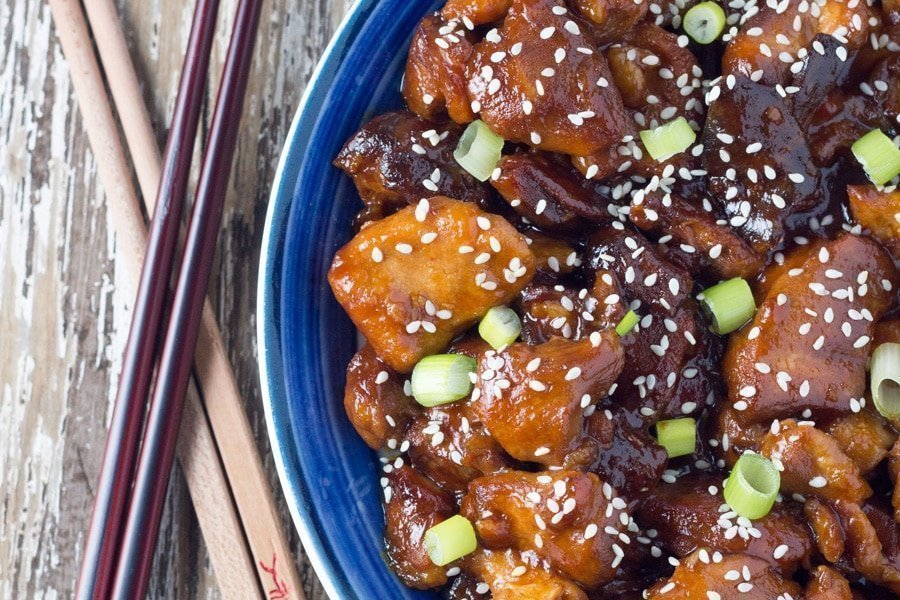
328,0,900,597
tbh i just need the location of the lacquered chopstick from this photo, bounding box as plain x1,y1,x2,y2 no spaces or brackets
49,1,262,596
110,0,264,596
74,0,221,597
80,0,305,596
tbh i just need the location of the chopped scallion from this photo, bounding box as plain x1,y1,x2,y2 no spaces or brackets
698,277,756,335
851,129,900,185
479,306,521,350
655,418,697,458
454,120,505,182
411,354,477,407
615,310,640,337
683,2,727,44
424,515,478,566
872,342,900,420
724,453,780,520
639,117,697,162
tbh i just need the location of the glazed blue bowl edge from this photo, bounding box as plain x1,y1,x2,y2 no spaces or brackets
257,1,443,599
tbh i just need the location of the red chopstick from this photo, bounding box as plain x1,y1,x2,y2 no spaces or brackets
75,1,220,598
108,0,264,596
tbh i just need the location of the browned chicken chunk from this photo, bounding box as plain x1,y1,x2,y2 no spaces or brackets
334,111,491,224
329,197,535,372
519,279,625,345
404,16,476,123
461,470,633,588
637,473,813,574
848,185,900,258
702,78,821,256
467,0,627,156
491,152,613,232
473,334,624,466
344,344,419,449
585,227,693,316
629,189,764,281
722,233,897,438
407,400,515,494
383,465,456,589
760,420,872,504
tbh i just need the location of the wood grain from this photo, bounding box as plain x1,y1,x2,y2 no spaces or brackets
0,0,352,596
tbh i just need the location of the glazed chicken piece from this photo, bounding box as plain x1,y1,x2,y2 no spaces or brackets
580,409,669,498
804,497,846,564
832,500,900,594
333,112,490,224
442,0,511,26
329,197,535,372
569,0,647,44
465,548,588,599
574,25,704,180
867,54,900,123
807,91,888,166
461,470,633,588
636,472,814,574
723,0,871,86
629,189,765,281
467,0,626,156
343,344,420,450
518,277,626,345
721,233,897,439
702,78,821,256
825,409,897,475
585,228,693,316
491,152,614,232
760,420,872,505
613,301,722,421
406,400,514,494
525,231,580,280
848,185,900,258
473,334,624,466
803,565,854,599
644,551,802,599
608,26,705,130
383,465,456,589
403,16,476,123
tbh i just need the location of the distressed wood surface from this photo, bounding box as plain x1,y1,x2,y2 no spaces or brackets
0,0,353,597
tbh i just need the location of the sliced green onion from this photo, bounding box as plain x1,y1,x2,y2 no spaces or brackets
411,354,477,407
655,418,697,458
478,306,521,350
615,310,640,337
851,129,900,185
424,515,478,566
724,453,781,520
872,343,900,419
454,120,505,182
639,117,697,162
683,2,727,44
698,277,756,335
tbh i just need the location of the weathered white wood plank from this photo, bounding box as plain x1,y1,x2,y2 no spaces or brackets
1,0,355,596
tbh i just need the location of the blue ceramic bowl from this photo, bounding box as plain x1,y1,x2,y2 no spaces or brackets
257,1,444,598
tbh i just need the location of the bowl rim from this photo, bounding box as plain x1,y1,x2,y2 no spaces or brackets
256,1,373,598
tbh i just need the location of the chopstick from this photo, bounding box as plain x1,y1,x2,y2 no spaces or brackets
47,1,260,598
79,1,305,597
109,0,265,596
74,0,221,596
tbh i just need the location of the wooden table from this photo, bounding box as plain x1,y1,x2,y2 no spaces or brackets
0,0,352,596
